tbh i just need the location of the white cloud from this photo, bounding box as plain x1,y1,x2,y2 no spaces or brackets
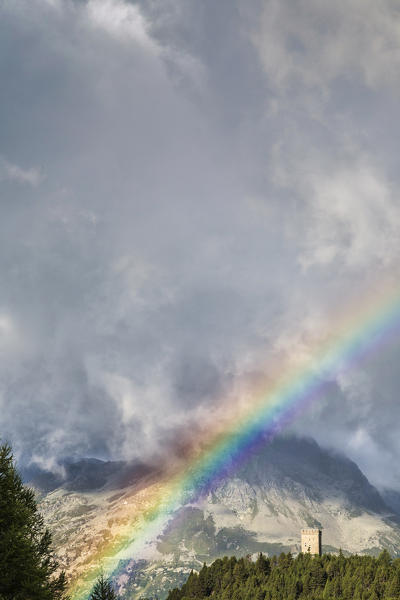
253,0,400,93
29,445,67,478
86,364,184,460
0,157,43,186
268,130,400,272
85,0,158,51
253,0,400,273
299,162,400,270
336,369,373,420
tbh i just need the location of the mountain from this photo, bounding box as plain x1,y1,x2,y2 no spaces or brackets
29,437,400,599
22,457,158,494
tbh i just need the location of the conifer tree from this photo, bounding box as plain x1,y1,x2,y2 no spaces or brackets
0,443,67,600
89,573,119,600
255,553,271,578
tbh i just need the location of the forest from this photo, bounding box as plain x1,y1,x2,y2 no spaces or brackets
166,550,400,600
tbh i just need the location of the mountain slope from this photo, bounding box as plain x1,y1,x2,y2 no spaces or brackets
31,437,400,599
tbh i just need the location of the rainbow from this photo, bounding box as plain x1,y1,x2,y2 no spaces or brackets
70,278,400,599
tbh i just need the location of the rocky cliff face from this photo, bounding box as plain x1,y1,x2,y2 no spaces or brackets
30,437,400,599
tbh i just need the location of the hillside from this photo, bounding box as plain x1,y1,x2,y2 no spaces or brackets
27,437,400,599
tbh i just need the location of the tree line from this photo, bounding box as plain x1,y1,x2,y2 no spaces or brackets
167,551,400,600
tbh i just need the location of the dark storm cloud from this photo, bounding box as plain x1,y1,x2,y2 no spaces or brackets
1,0,400,487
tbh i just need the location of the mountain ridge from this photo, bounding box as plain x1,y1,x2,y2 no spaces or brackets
29,436,400,599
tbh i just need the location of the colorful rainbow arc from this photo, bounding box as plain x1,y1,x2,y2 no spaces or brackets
71,279,400,599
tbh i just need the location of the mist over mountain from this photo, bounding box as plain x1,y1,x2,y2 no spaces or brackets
22,457,159,494
380,489,400,519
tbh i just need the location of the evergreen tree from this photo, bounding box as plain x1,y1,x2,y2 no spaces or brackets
0,443,67,600
323,577,334,599
256,553,271,578
378,550,392,567
89,573,119,600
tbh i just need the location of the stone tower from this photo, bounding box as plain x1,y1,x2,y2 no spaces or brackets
301,528,322,555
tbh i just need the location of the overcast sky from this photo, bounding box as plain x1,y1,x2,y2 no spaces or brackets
1,0,400,488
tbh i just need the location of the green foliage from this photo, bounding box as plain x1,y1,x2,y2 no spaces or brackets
89,573,119,599
0,443,68,600
166,550,400,600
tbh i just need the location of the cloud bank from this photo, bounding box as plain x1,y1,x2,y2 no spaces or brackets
1,0,400,488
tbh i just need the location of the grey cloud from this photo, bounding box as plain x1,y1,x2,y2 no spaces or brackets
1,0,400,489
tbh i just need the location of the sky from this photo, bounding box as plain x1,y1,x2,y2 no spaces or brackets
1,0,400,489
